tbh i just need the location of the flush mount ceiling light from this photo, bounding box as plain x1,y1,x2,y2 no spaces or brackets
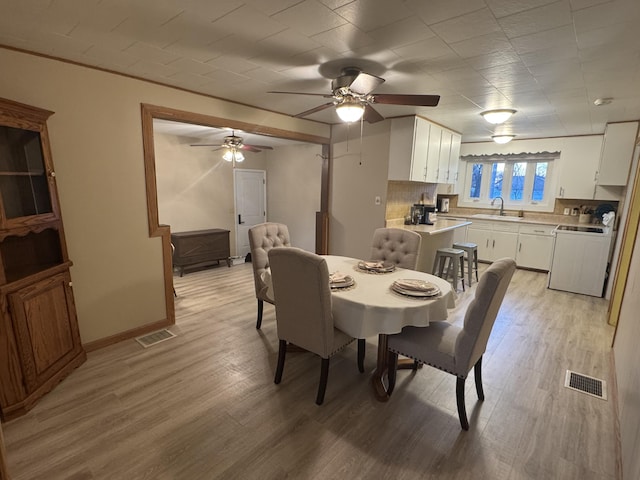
492,134,516,144
335,97,365,123
223,148,244,163
481,109,516,124
594,97,613,106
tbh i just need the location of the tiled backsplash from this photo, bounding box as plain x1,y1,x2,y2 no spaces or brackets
385,181,437,220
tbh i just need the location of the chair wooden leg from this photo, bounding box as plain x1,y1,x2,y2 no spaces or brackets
357,339,365,373
255,299,264,329
316,358,330,405
274,340,287,384
456,377,469,430
474,356,485,401
387,351,398,395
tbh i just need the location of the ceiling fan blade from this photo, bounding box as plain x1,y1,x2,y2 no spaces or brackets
348,71,385,95
363,104,385,123
268,91,333,98
241,145,262,153
245,144,274,150
370,94,440,107
293,102,335,118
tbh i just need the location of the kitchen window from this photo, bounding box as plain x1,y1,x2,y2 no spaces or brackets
459,151,560,212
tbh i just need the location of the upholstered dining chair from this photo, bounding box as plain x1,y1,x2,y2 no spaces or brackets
248,222,291,329
268,247,364,405
387,257,516,430
369,227,422,269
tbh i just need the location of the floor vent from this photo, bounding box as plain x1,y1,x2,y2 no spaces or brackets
135,329,176,348
564,370,607,400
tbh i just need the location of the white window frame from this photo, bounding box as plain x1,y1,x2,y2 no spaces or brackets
458,151,560,213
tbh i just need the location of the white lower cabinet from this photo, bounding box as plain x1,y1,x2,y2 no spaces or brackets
466,220,518,262
515,225,555,271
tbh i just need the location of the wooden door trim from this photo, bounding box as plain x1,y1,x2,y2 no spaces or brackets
140,103,331,329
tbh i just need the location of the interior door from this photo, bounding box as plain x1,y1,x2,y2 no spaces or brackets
234,169,266,258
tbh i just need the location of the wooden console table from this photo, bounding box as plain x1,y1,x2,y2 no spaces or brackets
171,229,231,276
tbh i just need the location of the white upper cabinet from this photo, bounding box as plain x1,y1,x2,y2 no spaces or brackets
388,116,461,185
389,116,428,182
556,136,602,199
597,121,639,186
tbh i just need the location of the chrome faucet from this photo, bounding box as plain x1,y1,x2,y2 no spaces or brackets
491,196,505,216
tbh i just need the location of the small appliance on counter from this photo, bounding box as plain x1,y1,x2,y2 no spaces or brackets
440,198,450,213
411,204,436,225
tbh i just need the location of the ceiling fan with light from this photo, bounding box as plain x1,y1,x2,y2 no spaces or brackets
190,130,273,163
269,67,440,123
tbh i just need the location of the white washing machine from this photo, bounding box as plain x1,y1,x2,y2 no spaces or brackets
548,225,613,297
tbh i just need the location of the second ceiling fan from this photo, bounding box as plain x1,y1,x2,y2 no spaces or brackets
269,67,440,123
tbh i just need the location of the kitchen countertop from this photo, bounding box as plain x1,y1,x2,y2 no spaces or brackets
393,219,472,235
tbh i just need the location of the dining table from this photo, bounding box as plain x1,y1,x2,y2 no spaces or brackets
323,255,456,401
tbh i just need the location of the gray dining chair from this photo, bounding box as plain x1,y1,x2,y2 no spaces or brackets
369,227,421,269
248,222,291,329
268,247,364,405
387,257,516,430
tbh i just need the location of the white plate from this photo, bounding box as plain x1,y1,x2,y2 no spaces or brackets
393,279,438,292
330,275,355,289
391,284,440,297
357,261,396,273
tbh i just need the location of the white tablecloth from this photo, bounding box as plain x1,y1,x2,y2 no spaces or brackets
325,256,455,338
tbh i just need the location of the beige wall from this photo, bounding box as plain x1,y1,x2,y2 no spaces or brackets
154,131,267,255
329,121,390,259
265,143,322,252
0,47,328,344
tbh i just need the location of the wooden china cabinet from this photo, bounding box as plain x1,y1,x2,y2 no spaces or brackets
0,97,85,421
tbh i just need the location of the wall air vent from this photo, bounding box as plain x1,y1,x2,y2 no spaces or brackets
135,329,176,348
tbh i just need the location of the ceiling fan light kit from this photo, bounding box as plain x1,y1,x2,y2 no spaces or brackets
223,148,244,162
492,134,516,144
336,99,365,122
481,109,516,124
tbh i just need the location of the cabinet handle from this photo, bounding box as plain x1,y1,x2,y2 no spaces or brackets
594,171,598,182
492,239,495,248
68,282,73,287
49,171,56,178
519,243,522,252
559,186,564,197
533,230,544,233
486,239,489,248
238,214,245,225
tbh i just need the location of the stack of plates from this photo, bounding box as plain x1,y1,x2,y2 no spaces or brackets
391,279,440,297
329,272,355,289
357,261,396,273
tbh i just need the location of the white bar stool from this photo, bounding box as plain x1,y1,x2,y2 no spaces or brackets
432,247,465,292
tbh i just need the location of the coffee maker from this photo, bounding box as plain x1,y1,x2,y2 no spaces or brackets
411,204,436,225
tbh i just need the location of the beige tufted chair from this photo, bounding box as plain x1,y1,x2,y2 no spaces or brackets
369,228,422,270
269,247,364,405
248,222,291,329
387,258,516,430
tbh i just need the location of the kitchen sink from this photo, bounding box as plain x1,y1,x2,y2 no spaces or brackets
471,213,523,222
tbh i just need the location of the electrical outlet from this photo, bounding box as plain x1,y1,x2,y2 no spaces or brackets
563,207,570,215
374,196,381,205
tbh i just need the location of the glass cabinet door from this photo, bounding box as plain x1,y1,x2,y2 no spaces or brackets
0,125,53,220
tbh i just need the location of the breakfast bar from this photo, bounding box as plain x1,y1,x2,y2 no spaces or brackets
396,219,472,274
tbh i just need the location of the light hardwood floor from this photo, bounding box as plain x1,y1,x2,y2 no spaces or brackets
2,262,618,479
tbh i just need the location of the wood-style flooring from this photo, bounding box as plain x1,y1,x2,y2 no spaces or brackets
2,261,619,479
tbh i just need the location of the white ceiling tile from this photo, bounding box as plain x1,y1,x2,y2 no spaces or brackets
334,0,413,32
210,5,288,41
450,31,513,59
166,57,214,76
83,45,139,69
271,0,348,36
465,49,522,70
367,16,436,49
573,0,640,33
430,8,502,44
311,23,375,53
318,0,355,9
510,25,576,55
124,42,180,65
68,24,136,52
128,59,181,78
392,36,456,62
203,68,250,85
404,0,486,26
569,0,617,10
485,0,559,18
205,55,261,74
498,1,573,39
519,43,578,66
244,0,308,16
